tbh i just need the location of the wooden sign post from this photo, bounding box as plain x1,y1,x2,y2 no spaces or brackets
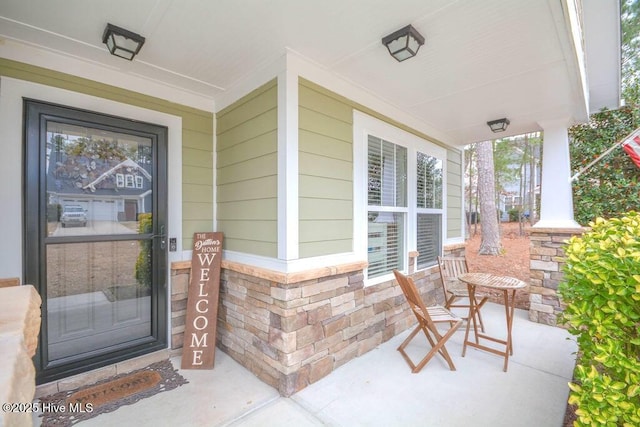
181,232,223,369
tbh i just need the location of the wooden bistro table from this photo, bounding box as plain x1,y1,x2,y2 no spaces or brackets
458,272,527,372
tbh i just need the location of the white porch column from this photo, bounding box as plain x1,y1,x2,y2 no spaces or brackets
534,119,581,228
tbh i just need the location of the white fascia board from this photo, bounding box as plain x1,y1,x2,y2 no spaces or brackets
567,0,589,113
553,0,589,121
583,0,621,111
0,39,215,112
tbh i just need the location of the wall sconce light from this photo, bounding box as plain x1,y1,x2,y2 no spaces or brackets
487,118,510,133
102,23,145,61
382,24,425,62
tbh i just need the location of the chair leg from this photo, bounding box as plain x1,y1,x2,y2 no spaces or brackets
397,321,460,373
416,322,461,372
431,322,461,370
413,340,448,373
397,325,422,372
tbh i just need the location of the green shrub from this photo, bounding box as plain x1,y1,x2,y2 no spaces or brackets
558,212,640,426
135,213,153,288
47,204,61,222
508,208,521,222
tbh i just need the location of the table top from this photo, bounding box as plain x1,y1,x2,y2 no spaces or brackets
458,272,527,290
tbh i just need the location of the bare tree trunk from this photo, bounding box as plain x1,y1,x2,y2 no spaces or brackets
476,140,502,255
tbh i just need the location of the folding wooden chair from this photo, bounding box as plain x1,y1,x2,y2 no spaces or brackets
437,256,486,332
393,270,463,373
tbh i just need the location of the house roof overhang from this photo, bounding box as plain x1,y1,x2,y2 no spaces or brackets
0,0,621,147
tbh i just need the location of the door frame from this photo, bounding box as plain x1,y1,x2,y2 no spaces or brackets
24,99,169,383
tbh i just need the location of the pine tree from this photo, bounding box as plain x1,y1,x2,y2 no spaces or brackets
476,140,502,255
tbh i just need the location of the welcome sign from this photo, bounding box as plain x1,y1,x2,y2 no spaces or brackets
181,232,223,369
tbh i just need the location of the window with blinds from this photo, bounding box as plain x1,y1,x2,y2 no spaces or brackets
367,212,405,278
368,136,407,207
416,150,443,269
417,152,443,209
367,135,407,279
417,213,442,269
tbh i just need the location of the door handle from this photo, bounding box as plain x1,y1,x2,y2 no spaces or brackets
151,225,166,250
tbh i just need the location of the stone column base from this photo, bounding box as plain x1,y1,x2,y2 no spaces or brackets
528,227,584,326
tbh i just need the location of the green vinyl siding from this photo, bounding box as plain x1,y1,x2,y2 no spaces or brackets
183,183,214,204
299,239,352,258
298,81,353,258
217,176,278,202
0,58,214,251
183,146,214,170
216,80,278,257
446,149,463,239
217,153,278,184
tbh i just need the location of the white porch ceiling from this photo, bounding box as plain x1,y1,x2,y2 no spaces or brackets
0,0,620,147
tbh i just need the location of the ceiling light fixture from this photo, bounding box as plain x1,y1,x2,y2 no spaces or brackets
487,118,510,133
102,23,145,61
382,24,425,62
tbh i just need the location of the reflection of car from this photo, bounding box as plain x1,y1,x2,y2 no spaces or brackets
60,205,87,227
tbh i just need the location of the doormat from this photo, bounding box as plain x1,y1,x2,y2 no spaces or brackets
38,359,188,426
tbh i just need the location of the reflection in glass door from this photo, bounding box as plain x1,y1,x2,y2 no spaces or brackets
24,100,168,383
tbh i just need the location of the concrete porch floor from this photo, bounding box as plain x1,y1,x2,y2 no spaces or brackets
34,302,578,427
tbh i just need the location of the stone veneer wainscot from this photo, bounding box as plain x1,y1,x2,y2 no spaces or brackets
171,245,464,396
528,227,585,326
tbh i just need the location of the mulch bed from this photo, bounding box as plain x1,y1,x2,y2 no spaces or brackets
564,403,577,426
465,222,532,310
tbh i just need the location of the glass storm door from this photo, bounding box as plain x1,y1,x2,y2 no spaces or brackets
24,100,168,383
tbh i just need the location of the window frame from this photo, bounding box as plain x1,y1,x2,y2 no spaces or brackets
354,111,446,286
366,136,408,280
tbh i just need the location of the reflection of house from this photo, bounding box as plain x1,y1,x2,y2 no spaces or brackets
48,157,152,222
